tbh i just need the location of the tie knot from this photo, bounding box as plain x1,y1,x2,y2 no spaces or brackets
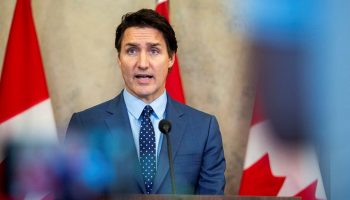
141,105,153,118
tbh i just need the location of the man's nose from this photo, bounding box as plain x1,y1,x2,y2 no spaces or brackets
138,51,149,69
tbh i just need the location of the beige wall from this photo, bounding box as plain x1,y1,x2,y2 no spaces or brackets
0,0,254,194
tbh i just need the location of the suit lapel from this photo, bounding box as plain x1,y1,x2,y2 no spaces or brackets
152,97,186,194
104,93,146,193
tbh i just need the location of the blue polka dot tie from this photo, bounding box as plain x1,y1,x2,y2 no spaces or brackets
139,105,156,194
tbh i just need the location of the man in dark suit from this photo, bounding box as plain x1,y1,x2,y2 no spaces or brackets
66,9,225,196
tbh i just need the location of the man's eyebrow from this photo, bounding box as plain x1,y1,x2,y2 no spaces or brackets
124,43,139,47
124,42,161,47
148,43,161,47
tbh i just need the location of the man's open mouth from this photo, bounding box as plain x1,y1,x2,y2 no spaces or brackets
135,74,153,79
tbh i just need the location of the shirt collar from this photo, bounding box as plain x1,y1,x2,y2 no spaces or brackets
123,89,167,119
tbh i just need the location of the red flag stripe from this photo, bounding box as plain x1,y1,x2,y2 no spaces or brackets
0,0,49,123
165,56,186,103
155,0,169,22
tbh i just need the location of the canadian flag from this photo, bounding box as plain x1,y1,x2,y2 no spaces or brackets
0,0,57,197
239,94,327,200
155,0,186,104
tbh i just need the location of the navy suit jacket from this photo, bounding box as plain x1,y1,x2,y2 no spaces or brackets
66,91,225,195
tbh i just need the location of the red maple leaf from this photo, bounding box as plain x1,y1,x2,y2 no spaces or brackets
239,153,286,196
294,180,320,200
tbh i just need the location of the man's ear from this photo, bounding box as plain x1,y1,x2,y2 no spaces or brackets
117,54,121,66
169,53,175,69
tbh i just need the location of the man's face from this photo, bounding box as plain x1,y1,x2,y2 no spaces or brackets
118,27,174,103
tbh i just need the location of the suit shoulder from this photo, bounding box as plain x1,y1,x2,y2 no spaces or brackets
170,99,215,120
74,95,121,118
78,99,111,114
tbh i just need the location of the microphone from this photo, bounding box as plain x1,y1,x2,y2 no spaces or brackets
159,119,171,134
158,119,176,194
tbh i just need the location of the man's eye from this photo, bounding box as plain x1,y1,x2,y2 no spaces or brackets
127,48,137,55
150,48,160,55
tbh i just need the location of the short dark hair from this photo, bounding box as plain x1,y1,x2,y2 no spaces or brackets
115,9,177,57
